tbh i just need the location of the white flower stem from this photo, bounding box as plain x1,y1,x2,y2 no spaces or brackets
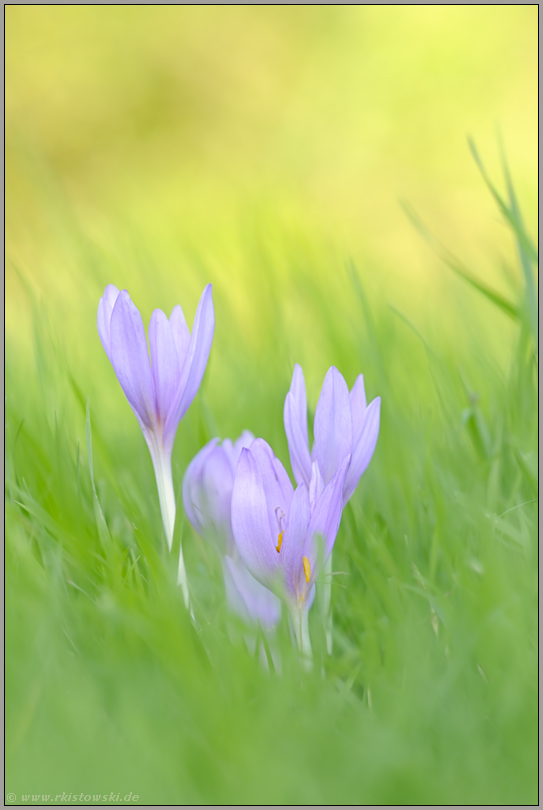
176,545,191,614
152,443,176,550
292,604,313,670
150,438,191,611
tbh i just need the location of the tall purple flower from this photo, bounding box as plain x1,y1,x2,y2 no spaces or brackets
97,283,214,606
183,433,281,630
284,364,380,506
231,438,349,661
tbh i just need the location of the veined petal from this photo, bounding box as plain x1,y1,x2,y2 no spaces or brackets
201,446,235,540
169,304,190,366
232,448,279,589
149,309,182,427
97,284,121,360
280,483,311,599
168,284,215,436
109,291,156,429
223,554,281,629
249,439,293,540
234,429,256,456
182,438,220,536
304,455,350,578
284,365,311,487
284,393,312,488
313,366,352,484
350,374,367,440
343,396,380,504
308,460,324,512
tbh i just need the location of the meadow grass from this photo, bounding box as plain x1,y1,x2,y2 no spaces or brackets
5,145,538,805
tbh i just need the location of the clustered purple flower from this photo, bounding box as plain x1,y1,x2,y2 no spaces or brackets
98,284,380,656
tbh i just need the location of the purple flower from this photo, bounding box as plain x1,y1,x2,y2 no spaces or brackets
183,432,254,553
97,283,214,607
183,433,281,629
231,438,349,658
223,554,281,631
284,364,380,506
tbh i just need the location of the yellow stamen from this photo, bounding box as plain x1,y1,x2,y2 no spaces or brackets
276,532,283,553
303,556,311,583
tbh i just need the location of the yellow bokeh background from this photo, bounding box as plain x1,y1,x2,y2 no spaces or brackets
6,5,538,348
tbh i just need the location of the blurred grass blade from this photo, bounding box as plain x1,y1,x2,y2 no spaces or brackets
85,397,111,548
496,136,538,345
468,137,538,266
401,201,520,321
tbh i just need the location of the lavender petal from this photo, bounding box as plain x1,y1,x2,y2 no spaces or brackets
313,366,352,484
182,437,220,536
169,304,190,366
349,374,367,439
280,482,311,597
223,554,281,629
231,447,279,589
167,284,215,439
343,396,381,504
304,455,350,575
97,284,121,360
284,365,312,487
248,438,294,540
109,290,156,429
149,308,181,428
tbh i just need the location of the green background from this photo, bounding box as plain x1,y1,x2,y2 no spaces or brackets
6,6,538,805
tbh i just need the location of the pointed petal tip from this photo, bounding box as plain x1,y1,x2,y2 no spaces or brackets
150,307,168,321
249,437,273,456
292,362,304,380
200,283,214,306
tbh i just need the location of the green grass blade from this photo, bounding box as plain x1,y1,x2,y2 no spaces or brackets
401,201,520,320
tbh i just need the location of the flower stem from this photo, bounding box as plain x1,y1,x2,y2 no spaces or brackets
292,605,312,670
151,444,176,550
176,543,191,613
322,553,333,655
149,437,191,611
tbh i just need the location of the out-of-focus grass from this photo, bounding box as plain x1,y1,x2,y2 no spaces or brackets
5,6,538,805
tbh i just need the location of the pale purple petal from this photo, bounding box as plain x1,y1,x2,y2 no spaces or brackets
233,430,256,458
201,447,235,541
290,365,309,445
284,394,312,488
249,439,293,541
223,554,281,629
280,483,311,598
312,366,352,485
97,284,121,359
109,291,156,429
167,284,214,437
350,374,367,439
343,397,380,504
232,448,279,588
308,460,324,512
149,309,181,429
169,304,190,366
304,455,350,578
221,439,235,470
284,365,312,487
182,438,220,535
222,430,255,472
